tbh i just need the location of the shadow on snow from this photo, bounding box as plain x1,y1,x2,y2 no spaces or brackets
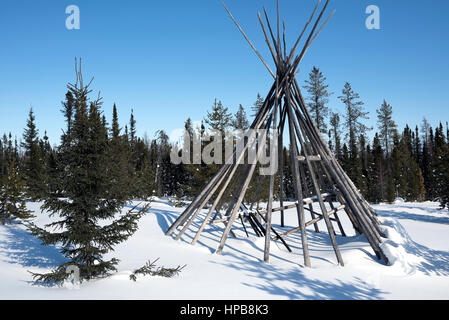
0,224,65,268
376,205,449,225
211,253,386,299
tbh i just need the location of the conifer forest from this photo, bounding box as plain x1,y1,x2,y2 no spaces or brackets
1,0,449,302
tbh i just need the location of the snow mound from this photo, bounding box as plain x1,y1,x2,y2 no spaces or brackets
380,218,425,275
393,197,405,204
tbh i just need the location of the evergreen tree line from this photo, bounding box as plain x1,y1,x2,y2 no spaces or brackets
1,66,449,226
0,63,448,284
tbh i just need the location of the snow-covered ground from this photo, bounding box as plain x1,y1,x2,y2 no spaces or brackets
1,199,449,300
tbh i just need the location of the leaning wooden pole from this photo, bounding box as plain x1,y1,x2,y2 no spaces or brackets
285,90,311,267
263,74,280,262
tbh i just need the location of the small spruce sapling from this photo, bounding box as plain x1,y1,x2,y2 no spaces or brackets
129,258,186,282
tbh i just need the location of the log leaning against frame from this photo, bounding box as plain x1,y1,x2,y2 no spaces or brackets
166,0,389,267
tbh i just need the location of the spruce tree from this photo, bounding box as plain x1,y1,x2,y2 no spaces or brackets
420,138,432,200
1,134,12,177
140,160,156,200
303,66,331,133
21,108,46,200
421,117,431,144
26,67,147,284
413,126,421,166
61,91,75,140
389,134,403,201
340,143,350,171
388,127,425,202
376,100,397,156
365,143,375,202
189,123,215,196
338,82,371,148
400,126,425,201
179,118,195,198
0,139,4,179
347,136,364,193
427,127,437,199
433,124,449,207
204,99,232,133
0,159,34,225
204,99,232,179
232,104,249,130
338,83,371,192
153,130,173,197
129,109,137,148
358,135,369,197
329,112,342,159
251,93,264,117
110,104,133,200
385,172,396,203
368,134,386,203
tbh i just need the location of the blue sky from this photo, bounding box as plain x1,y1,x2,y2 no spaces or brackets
0,0,448,145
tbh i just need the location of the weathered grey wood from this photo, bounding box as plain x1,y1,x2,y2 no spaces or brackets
288,93,344,266
222,2,276,79
191,111,275,245
303,205,341,222
328,200,346,237
290,91,363,236
256,210,292,252
255,203,297,216
297,155,321,161
166,168,227,236
214,164,247,219
282,21,287,59
262,48,282,262
278,102,286,227
175,164,234,241
306,204,345,227
292,91,376,239
292,86,383,244
248,215,263,237
297,159,320,233
224,165,252,218
167,83,278,236
276,0,281,62
235,194,334,219
264,74,279,262
239,214,249,237
288,0,330,67
290,81,388,263
262,7,281,65
286,0,321,64
286,94,310,267
187,89,278,244
167,0,390,266
249,174,266,211
216,113,275,255
258,12,279,68
275,204,345,240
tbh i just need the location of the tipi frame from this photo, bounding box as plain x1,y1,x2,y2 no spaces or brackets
166,0,389,267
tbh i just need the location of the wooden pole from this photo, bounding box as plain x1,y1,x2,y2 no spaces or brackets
191,111,275,245
216,115,274,255
278,110,285,227
222,1,276,79
263,70,280,262
285,90,311,267
174,163,234,241
287,90,344,266
169,83,277,236
290,80,389,263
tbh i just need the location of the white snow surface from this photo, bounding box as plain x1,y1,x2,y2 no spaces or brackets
1,199,449,300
